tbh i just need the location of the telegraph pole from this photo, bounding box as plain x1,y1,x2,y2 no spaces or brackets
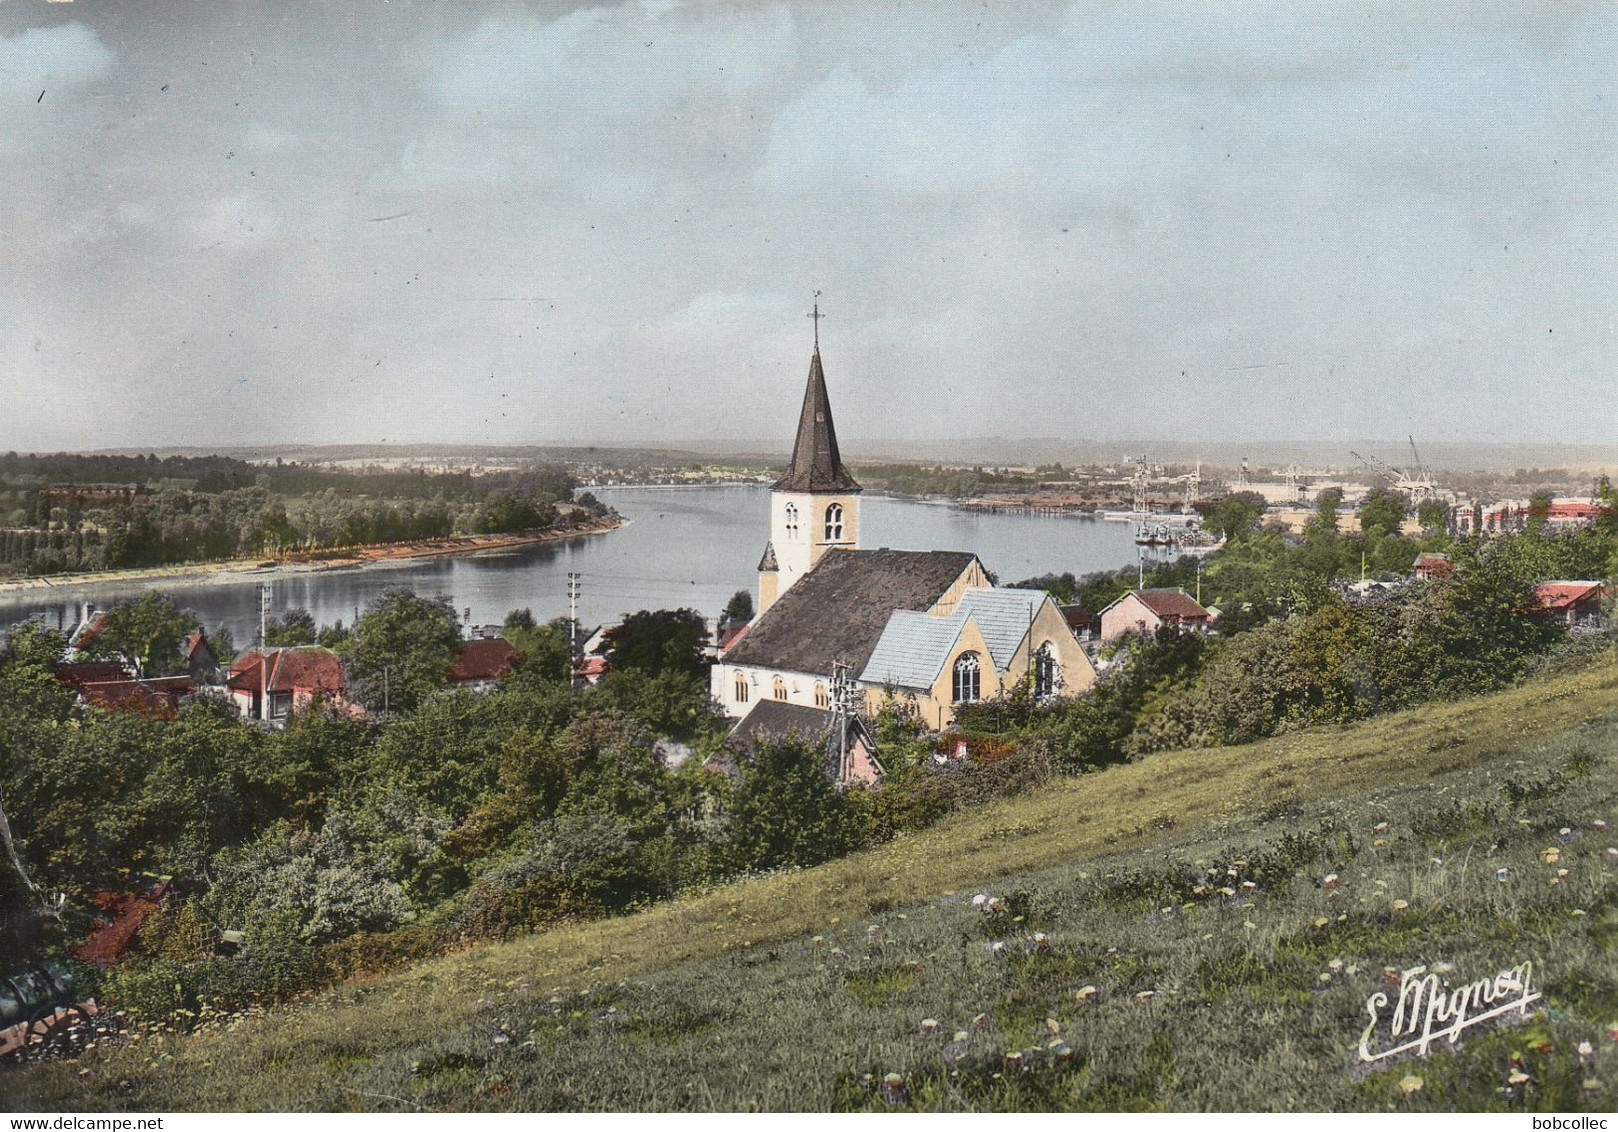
567,572,581,660
259,582,271,722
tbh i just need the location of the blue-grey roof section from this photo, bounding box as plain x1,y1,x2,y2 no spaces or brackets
955,587,1046,671
857,609,967,691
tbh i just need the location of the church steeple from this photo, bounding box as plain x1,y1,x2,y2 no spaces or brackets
773,336,862,494
758,303,863,617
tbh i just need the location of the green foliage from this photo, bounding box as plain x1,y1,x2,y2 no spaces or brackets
723,736,870,872
605,608,710,678
504,622,572,688
1313,486,1344,532
265,608,317,646
86,592,199,676
342,588,463,713
1195,490,1267,542
723,588,754,622
1358,488,1408,541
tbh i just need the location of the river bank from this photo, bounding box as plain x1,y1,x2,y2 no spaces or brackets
0,517,626,597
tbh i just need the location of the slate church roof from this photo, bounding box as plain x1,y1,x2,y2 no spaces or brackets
723,548,980,676
772,347,862,494
860,587,1048,690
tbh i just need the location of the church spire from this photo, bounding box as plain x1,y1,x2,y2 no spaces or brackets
773,307,862,494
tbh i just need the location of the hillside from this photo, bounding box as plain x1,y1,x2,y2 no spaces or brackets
10,654,1618,1112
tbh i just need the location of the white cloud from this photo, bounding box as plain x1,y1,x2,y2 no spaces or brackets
0,22,113,99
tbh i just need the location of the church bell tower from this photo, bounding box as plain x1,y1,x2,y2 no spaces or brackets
758,304,862,616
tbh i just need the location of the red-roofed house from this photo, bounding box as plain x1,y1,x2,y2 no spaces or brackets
1099,588,1213,643
575,656,610,686
449,638,519,692
227,646,348,724
1531,581,1606,628
1414,552,1454,580
79,677,194,720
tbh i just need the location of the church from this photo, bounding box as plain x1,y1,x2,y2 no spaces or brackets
712,324,1096,737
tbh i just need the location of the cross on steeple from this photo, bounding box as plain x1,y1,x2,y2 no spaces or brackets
807,292,824,349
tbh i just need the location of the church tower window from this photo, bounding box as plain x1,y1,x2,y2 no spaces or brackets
734,673,749,703
785,503,799,539
773,676,788,701
952,652,981,703
825,503,844,542
815,682,829,709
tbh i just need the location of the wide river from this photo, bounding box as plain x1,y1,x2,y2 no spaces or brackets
0,487,1138,644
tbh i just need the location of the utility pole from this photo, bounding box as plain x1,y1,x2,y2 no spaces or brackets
259,582,271,722
567,572,581,660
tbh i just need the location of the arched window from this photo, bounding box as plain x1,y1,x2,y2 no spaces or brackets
814,682,829,709
1033,642,1059,699
824,503,844,542
734,673,749,703
784,503,799,539
952,652,981,703
773,676,788,701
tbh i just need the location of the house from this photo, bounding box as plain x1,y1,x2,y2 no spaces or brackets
226,645,348,724
1414,552,1454,580
574,655,610,685
710,328,1095,731
1098,588,1212,643
449,638,519,692
77,677,195,720
720,699,883,787
181,629,222,683
1531,581,1606,628
1059,604,1099,640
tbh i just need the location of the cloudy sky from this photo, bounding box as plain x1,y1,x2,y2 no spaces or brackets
3,1,1613,452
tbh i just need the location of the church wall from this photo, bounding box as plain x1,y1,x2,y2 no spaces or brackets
712,659,833,721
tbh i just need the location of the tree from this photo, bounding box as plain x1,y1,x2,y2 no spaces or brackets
722,589,754,623
503,607,537,631
341,588,463,714
265,608,317,646
723,735,869,872
88,592,198,677
604,609,710,679
505,621,572,687
1358,489,1408,542
1196,491,1268,542
1417,499,1449,533
1312,487,1344,533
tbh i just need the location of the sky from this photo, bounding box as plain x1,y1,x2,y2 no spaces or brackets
2,0,1614,453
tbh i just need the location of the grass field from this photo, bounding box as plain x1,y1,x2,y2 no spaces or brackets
9,652,1618,1111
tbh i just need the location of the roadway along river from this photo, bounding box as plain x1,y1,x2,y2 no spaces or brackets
0,486,1140,645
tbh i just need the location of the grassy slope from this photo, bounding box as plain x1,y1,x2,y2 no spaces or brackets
11,654,1618,1111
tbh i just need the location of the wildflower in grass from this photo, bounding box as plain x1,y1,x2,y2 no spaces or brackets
1049,1040,1074,1064
943,1037,971,1062
920,1018,940,1035
1558,827,1576,843
1322,874,1340,890
1328,958,1344,971
1243,921,1256,930
1217,887,1236,898
1004,1051,1025,1069
829,947,847,962
1312,916,1331,929
1593,820,1607,832
1496,867,1514,882
1542,848,1561,866
880,1072,908,1107
1135,990,1159,1001
1557,868,1570,877
1578,1041,1594,1061
811,935,826,950
971,1013,991,1031
1607,847,1618,857
866,925,882,942
1608,1021,1618,1042
1391,900,1409,912
1373,822,1390,833
1044,1017,1062,1036
1074,986,1098,1002
972,894,989,909
989,940,1007,957
1032,932,1050,952
1398,1074,1423,1095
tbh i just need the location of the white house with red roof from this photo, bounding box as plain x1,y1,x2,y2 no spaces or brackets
226,645,349,724
449,638,519,693
1098,588,1213,643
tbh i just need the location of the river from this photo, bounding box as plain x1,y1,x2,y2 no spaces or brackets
0,486,1139,644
